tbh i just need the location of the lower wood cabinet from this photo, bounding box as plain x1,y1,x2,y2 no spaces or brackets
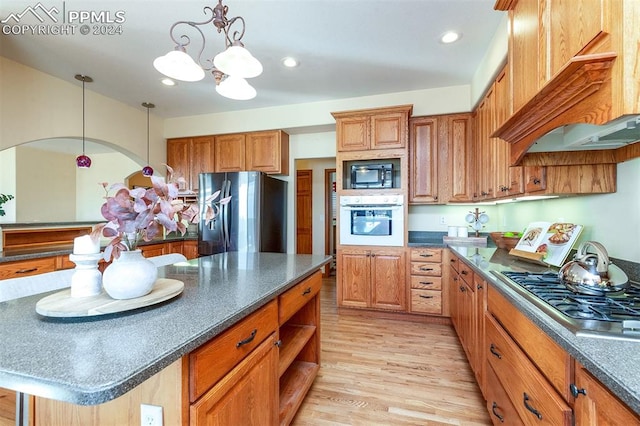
337,247,406,311
408,248,445,316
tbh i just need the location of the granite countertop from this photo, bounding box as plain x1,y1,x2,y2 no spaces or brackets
0,252,331,405
448,245,640,416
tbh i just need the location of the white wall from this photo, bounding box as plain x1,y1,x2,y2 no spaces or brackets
0,57,165,172
0,148,17,223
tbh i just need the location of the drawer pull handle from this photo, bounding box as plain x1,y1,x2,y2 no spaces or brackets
491,402,504,423
523,393,543,420
236,329,257,348
420,267,434,271
419,295,434,299
419,281,433,285
489,343,502,359
419,253,433,258
570,383,587,398
302,287,312,296
16,268,38,274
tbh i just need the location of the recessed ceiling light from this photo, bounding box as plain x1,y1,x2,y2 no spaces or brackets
440,31,461,44
161,77,176,86
281,57,299,68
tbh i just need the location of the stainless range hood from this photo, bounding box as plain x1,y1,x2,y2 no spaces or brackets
528,115,640,152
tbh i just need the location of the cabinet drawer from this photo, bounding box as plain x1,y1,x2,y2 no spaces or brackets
189,299,278,402
410,289,442,314
488,286,571,399
485,314,572,426
279,271,321,324
409,248,442,263
0,257,56,279
485,363,523,426
410,262,442,276
410,276,442,290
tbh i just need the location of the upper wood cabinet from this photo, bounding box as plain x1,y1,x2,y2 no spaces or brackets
214,133,246,172
409,116,439,203
166,136,215,192
214,130,289,175
409,113,473,204
246,130,289,175
333,105,412,152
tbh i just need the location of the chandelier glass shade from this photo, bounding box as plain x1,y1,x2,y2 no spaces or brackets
153,0,262,100
75,74,93,169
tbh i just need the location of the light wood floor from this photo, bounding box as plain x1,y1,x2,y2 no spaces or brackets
292,277,491,426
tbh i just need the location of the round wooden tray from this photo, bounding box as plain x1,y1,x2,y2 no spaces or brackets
35,278,184,318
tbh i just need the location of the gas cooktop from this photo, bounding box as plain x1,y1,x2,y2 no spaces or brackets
493,271,640,342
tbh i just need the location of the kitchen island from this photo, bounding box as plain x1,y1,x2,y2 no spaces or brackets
0,252,330,425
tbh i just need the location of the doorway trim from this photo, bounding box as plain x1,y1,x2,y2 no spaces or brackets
324,168,336,277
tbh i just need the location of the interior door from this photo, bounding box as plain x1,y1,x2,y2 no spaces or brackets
296,169,313,254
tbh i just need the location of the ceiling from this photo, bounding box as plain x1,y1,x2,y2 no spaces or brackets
0,0,505,119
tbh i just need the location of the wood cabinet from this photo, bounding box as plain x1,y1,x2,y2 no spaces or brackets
214,133,246,172
486,285,573,425
409,117,439,203
408,248,446,316
182,240,199,260
333,105,412,152
409,113,473,204
278,271,322,425
337,247,406,312
167,136,215,192
572,361,640,426
0,257,56,279
247,131,290,175
214,130,289,175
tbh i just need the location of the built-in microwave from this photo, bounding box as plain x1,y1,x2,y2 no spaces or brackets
350,163,393,189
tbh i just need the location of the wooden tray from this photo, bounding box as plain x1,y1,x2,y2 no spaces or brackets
35,278,184,318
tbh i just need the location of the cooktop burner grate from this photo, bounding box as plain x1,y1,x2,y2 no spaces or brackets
496,271,640,341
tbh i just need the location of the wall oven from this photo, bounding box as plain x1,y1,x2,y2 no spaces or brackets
339,195,404,246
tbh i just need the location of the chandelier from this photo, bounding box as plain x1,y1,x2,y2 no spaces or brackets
153,0,262,100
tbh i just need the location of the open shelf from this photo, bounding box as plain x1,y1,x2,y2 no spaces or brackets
278,361,320,426
278,324,316,378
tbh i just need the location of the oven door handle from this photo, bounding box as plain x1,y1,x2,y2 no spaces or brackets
341,205,402,211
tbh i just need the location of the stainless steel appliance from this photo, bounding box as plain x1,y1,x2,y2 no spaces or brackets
494,270,640,342
198,171,287,255
350,163,393,189
339,195,403,246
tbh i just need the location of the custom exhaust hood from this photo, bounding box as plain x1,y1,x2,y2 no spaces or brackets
528,115,640,153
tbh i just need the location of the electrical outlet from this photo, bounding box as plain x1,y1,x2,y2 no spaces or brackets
440,216,446,225
141,404,163,426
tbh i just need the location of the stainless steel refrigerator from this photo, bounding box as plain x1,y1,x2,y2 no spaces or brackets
198,171,287,255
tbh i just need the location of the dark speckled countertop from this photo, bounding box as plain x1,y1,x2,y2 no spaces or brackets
0,252,331,405
448,245,640,416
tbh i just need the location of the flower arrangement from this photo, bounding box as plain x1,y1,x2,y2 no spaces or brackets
92,165,230,261
0,193,14,217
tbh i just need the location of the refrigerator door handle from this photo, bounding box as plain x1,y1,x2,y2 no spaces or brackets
223,179,231,250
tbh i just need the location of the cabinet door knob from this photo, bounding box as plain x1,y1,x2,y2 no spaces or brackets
570,383,587,398
523,393,543,420
236,329,257,348
489,343,502,359
491,402,505,423
459,285,466,292
533,177,541,185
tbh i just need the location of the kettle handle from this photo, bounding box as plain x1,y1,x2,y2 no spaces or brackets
576,241,610,273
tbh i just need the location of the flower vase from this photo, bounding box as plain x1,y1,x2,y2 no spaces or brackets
102,250,157,299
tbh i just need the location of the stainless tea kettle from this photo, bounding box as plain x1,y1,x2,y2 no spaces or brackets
558,241,629,295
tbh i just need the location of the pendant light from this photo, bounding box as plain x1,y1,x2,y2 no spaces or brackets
75,74,93,168
141,102,155,177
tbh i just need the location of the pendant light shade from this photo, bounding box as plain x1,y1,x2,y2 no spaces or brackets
215,75,256,100
75,74,93,169
141,102,155,177
153,49,205,82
